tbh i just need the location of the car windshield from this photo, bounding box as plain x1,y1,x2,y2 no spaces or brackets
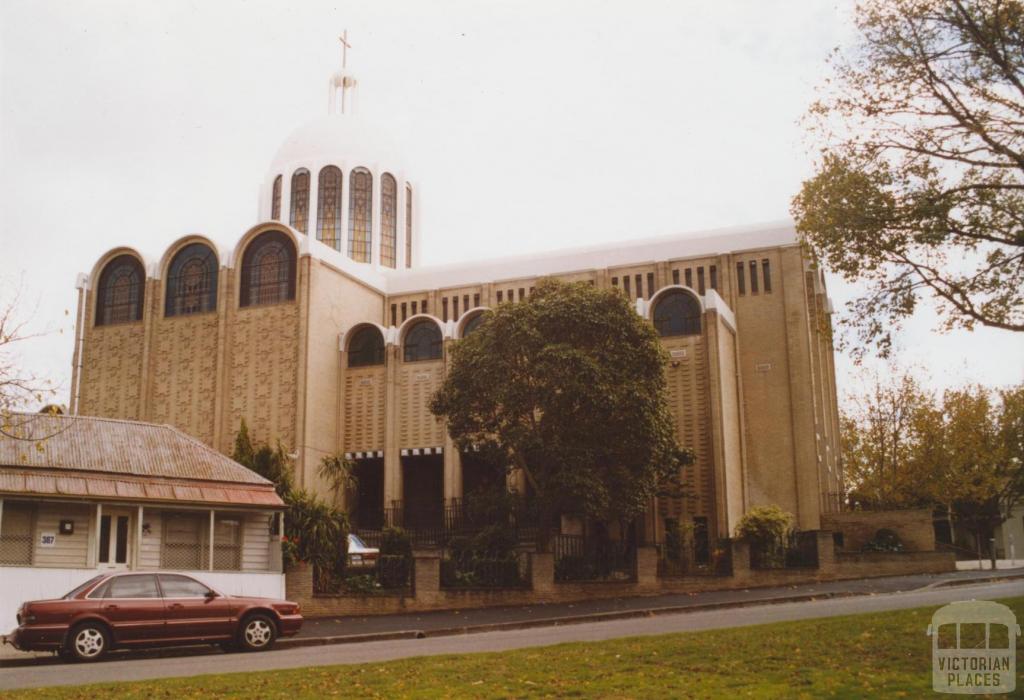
349,534,367,549
63,575,106,599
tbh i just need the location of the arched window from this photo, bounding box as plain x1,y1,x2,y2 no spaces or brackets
271,174,282,220
380,173,397,268
317,166,342,250
347,326,385,367
403,320,442,362
289,169,310,234
239,231,296,307
405,184,413,268
165,243,218,317
652,290,702,337
461,312,488,337
95,254,145,326
348,167,372,262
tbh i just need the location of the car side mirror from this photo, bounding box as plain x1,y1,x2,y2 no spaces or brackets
205,590,218,599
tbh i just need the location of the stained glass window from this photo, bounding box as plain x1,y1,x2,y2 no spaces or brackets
271,175,282,220
403,320,442,361
348,167,372,262
165,243,218,317
461,312,488,337
348,326,385,367
652,290,701,337
290,169,310,234
316,166,342,250
240,231,296,307
96,254,145,326
381,173,397,268
405,184,413,268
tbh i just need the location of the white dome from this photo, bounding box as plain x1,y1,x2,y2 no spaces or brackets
268,114,404,176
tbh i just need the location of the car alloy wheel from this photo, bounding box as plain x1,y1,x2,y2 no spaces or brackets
241,615,275,651
70,624,107,661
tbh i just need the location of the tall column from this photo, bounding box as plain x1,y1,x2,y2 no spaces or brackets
383,344,402,509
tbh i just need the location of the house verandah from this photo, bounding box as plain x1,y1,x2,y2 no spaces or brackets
0,413,285,632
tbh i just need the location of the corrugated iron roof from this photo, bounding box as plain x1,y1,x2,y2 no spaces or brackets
0,413,271,486
0,413,284,508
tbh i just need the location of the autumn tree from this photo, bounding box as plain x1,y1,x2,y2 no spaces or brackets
430,279,688,549
1,278,60,441
793,0,1024,358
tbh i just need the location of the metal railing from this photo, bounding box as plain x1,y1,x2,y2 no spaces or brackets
750,531,819,570
440,550,529,589
656,537,733,578
553,534,636,582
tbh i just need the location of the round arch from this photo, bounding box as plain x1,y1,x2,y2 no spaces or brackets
456,307,491,338
343,323,388,368
648,285,704,337
398,314,445,362
237,230,297,308
93,251,147,326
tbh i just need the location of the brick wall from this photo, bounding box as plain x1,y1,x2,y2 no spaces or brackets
822,509,936,552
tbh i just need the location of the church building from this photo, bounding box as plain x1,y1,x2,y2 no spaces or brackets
68,47,844,547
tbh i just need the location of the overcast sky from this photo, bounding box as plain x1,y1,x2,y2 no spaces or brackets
0,0,1020,409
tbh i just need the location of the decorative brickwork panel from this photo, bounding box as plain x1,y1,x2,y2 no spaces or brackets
227,304,299,450
398,362,445,448
661,336,712,523
343,366,386,452
148,314,219,445
78,322,145,420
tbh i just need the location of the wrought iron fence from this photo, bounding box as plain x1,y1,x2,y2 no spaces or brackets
553,534,636,582
750,530,819,570
440,550,529,589
656,537,733,578
314,553,413,595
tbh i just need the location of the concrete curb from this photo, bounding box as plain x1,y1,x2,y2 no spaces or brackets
278,590,864,649
919,571,1024,590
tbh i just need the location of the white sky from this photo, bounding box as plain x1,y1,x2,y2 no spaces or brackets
0,0,1021,409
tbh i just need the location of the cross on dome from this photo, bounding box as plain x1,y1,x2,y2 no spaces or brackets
328,30,358,115
339,31,351,70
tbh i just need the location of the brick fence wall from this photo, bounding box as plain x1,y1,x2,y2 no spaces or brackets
285,534,954,618
821,508,936,552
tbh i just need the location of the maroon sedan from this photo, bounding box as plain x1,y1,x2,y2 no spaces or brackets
7,572,302,661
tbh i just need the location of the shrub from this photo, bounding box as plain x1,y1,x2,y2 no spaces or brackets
734,505,794,544
380,527,413,558
863,528,904,553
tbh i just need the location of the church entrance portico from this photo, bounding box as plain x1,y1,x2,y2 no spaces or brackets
400,454,444,533
351,457,384,530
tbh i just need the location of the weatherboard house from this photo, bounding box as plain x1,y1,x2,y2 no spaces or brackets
0,413,285,631
60,50,843,554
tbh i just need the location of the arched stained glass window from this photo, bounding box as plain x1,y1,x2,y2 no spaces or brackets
96,254,145,326
348,326,385,367
289,169,310,234
165,243,218,317
240,231,296,307
381,173,397,268
405,184,413,268
652,290,702,337
403,320,442,362
348,167,372,262
317,166,342,250
461,311,488,338
271,175,282,220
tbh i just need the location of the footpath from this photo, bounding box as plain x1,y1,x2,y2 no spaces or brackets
285,567,1024,648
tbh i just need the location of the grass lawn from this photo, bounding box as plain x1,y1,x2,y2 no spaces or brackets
10,597,1024,699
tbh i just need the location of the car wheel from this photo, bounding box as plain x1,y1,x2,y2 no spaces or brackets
67,622,109,662
238,614,277,652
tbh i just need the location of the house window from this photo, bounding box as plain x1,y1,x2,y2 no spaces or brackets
213,515,242,571
652,289,701,337
736,262,746,295
165,243,218,317
96,255,145,326
348,326,385,367
316,166,343,250
750,260,759,294
403,320,442,362
0,502,35,566
381,173,397,268
161,512,206,570
762,260,772,293
289,168,310,234
348,167,373,262
239,231,296,307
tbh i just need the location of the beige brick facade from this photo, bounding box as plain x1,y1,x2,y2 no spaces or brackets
71,223,844,542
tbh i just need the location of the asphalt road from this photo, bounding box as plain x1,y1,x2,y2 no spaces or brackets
2,579,1022,692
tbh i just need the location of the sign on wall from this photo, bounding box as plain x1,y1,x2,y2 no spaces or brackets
38,533,56,547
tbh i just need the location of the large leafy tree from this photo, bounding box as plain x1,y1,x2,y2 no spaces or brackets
430,279,687,548
793,0,1024,358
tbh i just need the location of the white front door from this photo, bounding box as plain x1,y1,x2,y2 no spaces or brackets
98,509,133,569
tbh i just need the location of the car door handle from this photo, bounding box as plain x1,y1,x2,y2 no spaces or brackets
103,604,119,611
168,603,184,610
